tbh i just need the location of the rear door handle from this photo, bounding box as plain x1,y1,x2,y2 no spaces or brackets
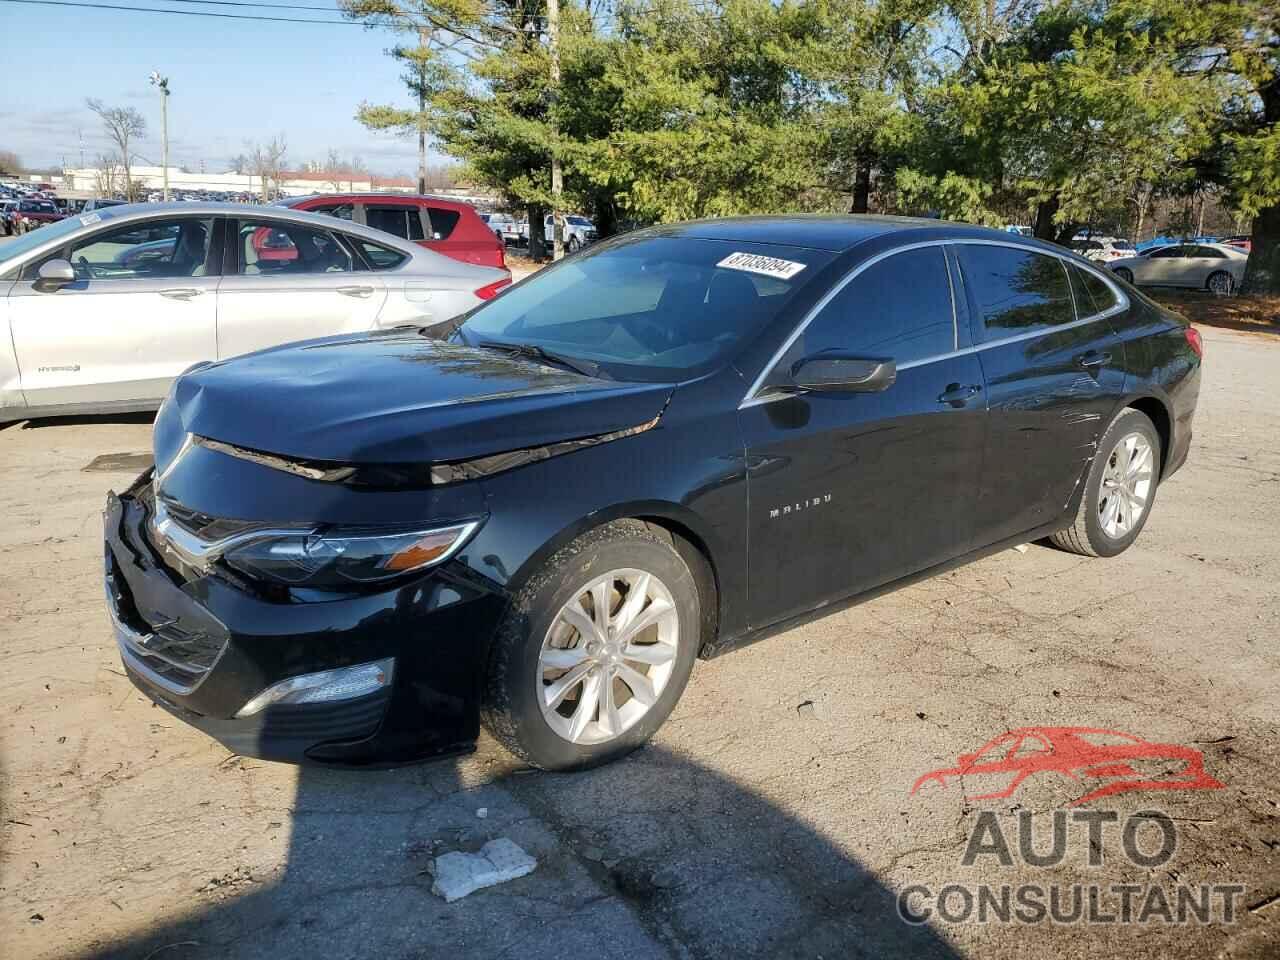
1077,350,1112,368
160,288,200,300
937,383,982,406
337,285,374,298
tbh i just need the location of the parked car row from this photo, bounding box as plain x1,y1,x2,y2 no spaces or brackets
0,201,511,422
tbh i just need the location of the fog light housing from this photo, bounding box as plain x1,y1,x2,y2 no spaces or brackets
235,658,394,718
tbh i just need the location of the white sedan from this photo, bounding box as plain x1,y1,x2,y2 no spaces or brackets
1108,242,1248,295
0,202,510,422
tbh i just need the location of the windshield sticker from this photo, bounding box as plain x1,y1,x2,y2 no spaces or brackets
80,213,101,226
716,251,807,280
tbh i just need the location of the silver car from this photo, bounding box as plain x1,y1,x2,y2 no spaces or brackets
1108,242,1248,295
0,202,510,423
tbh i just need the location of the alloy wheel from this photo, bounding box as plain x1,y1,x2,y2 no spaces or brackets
537,568,679,745
1098,432,1155,539
1208,271,1233,296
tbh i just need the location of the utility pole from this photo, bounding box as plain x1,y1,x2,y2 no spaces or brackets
417,25,430,196
547,0,564,260
149,72,171,201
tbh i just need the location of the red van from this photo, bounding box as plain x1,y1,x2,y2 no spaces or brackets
279,194,507,270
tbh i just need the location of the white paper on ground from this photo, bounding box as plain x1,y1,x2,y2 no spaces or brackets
431,838,537,903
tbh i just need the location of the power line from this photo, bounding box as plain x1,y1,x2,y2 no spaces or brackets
139,0,352,12
0,0,363,24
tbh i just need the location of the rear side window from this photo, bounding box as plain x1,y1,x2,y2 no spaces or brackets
1071,264,1119,316
787,246,956,366
309,203,354,221
426,206,460,240
234,220,352,275
353,238,408,271
958,245,1074,340
366,206,425,242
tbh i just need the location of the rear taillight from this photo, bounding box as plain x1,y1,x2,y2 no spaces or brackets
1185,326,1203,358
475,277,512,300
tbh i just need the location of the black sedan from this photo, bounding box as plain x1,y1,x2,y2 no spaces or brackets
103,216,1202,769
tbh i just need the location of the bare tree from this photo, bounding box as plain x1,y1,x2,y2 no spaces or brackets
93,153,123,198
0,150,23,176
247,135,288,201
86,99,146,201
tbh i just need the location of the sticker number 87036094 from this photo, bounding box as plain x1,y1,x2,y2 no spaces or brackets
715,251,807,280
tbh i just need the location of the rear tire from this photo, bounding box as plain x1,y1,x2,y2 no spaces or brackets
480,520,700,771
1050,408,1161,557
1207,270,1233,296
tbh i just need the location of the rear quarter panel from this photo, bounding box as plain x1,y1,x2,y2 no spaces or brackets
1110,294,1201,475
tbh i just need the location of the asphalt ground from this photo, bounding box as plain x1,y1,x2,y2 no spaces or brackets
1,314,1277,959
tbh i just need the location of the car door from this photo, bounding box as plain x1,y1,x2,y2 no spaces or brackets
362,201,428,246
957,242,1127,547
1183,245,1225,288
1136,245,1185,285
215,215,388,359
7,216,218,408
739,244,986,628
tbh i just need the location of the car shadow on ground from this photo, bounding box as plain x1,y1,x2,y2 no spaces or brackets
15,412,157,431
71,745,962,960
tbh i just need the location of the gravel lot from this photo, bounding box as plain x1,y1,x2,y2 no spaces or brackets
1,321,1277,959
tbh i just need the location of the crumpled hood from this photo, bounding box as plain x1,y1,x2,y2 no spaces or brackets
171,332,673,464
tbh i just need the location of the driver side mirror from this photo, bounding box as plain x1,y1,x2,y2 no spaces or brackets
791,354,896,393
36,258,76,287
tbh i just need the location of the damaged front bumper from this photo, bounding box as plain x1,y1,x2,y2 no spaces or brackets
103,478,507,765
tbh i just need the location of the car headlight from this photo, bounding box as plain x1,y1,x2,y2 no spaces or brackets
222,520,481,587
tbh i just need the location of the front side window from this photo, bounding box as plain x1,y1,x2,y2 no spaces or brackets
1147,246,1185,259
958,244,1074,340
235,220,352,275
459,235,833,380
64,217,214,280
773,246,956,379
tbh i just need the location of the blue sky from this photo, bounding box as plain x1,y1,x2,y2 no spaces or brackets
1,2,440,174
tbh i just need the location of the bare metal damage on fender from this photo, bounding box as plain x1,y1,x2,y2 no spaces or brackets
192,409,665,490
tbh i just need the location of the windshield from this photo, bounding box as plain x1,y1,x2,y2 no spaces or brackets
458,235,834,381
0,213,97,270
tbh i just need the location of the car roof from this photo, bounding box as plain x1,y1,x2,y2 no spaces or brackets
281,192,473,210
0,201,472,272
635,214,1035,253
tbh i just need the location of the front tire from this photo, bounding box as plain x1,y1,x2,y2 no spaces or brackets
1050,408,1161,557
1113,267,1133,284
480,520,700,770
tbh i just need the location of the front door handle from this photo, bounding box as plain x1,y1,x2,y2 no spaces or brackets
938,383,982,407
337,285,374,298
160,288,200,300
1077,350,1112,368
